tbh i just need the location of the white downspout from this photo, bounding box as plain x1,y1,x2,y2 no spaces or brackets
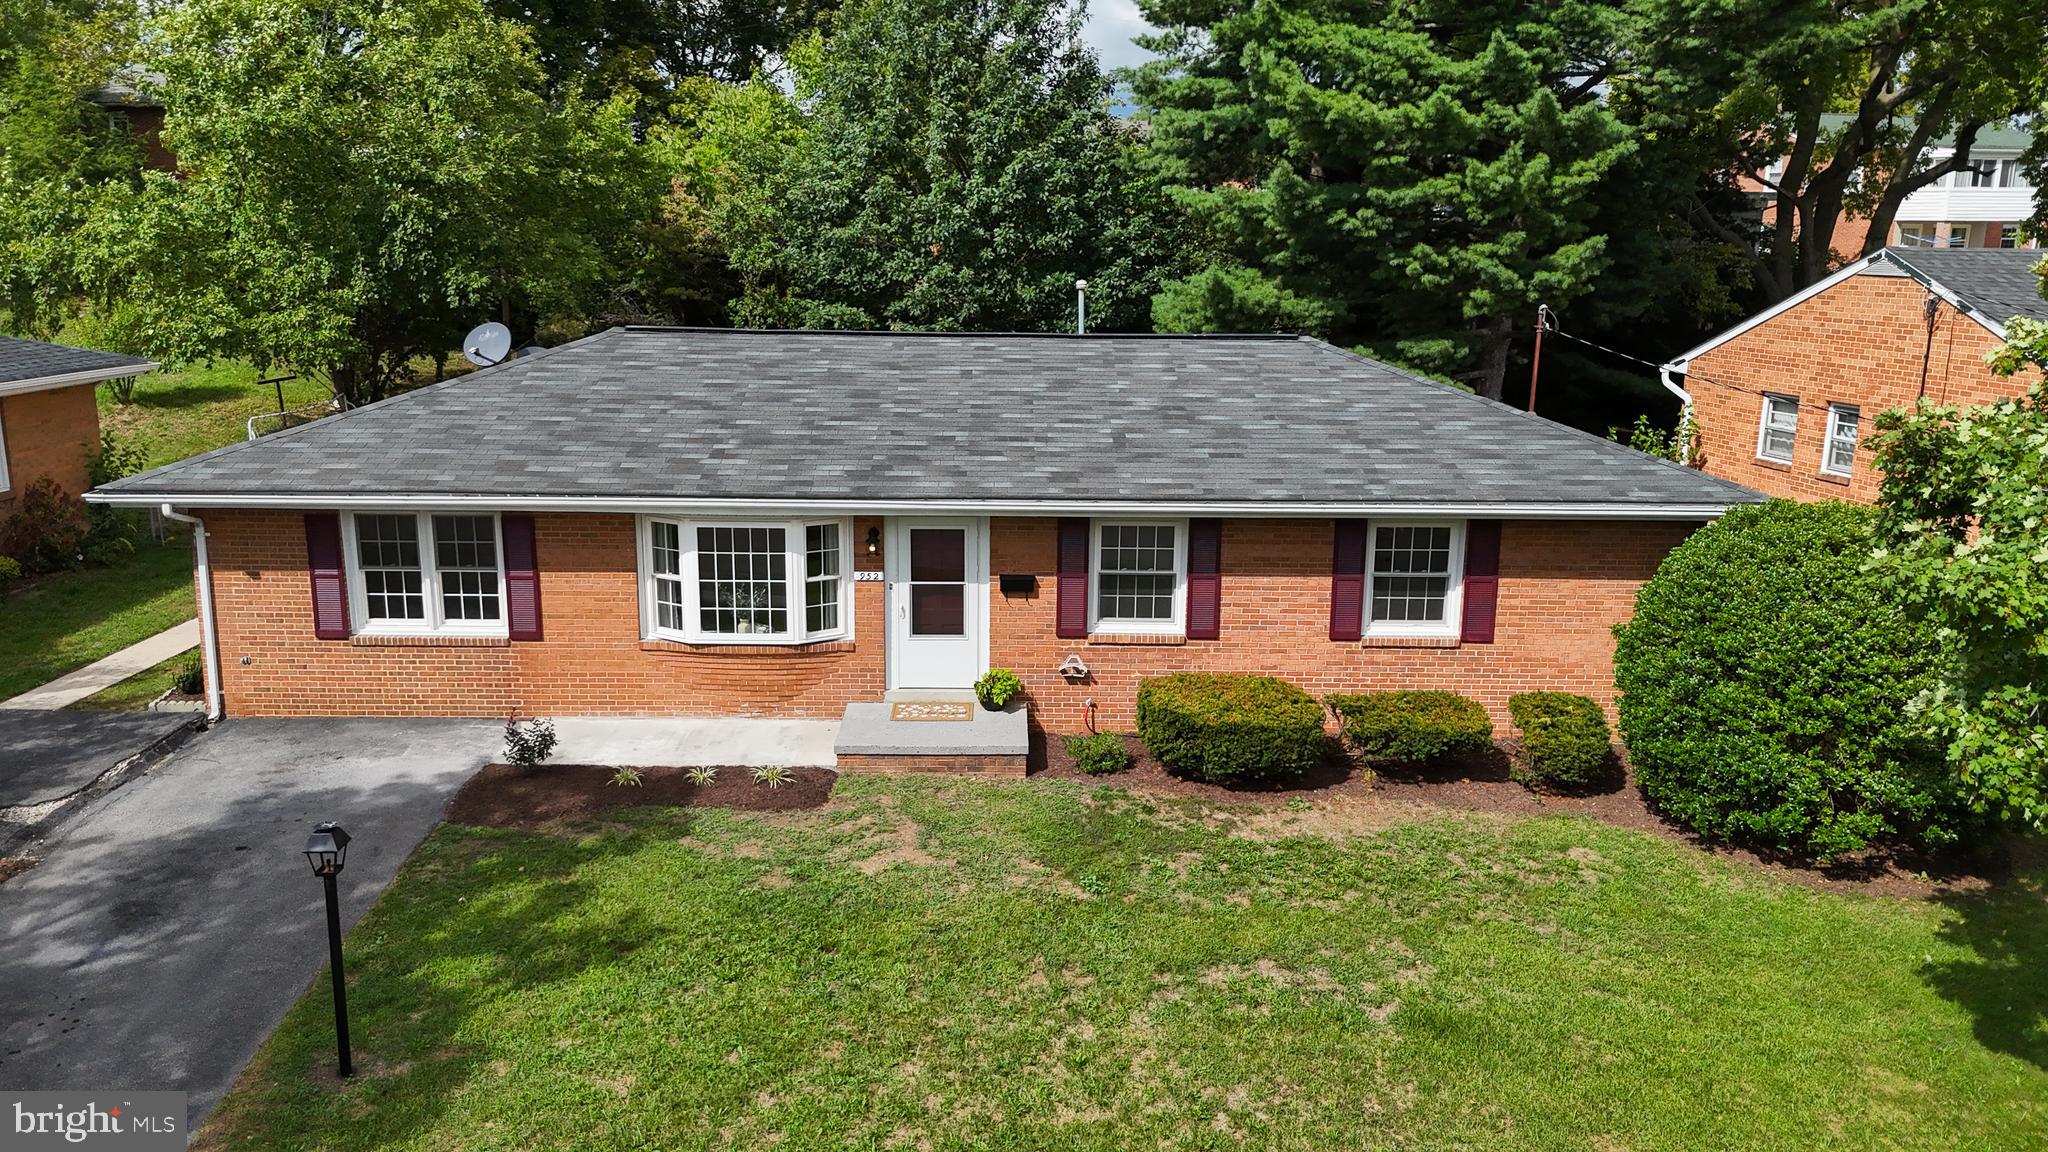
1659,362,1695,464
160,504,224,722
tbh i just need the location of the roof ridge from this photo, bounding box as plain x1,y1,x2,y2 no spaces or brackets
616,326,1304,341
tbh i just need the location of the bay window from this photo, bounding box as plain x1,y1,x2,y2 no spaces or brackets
641,517,851,644
345,512,505,635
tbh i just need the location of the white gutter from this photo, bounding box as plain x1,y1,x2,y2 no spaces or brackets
0,361,159,399
158,505,224,722
87,493,1750,519
1658,363,1696,465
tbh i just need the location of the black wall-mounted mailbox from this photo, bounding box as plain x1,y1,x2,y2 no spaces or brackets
998,573,1038,596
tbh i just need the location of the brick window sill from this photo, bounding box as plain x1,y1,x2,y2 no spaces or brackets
640,638,857,656
1087,632,1187,646
1752,456,1794,472
1816,471,1852,486
351,633,510,648
1359,635,1461,650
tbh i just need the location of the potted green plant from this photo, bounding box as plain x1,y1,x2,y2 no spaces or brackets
975,669,1024,711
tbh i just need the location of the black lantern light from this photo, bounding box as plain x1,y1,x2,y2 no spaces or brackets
865,526,881,555
302,822,350,876
303,821,354,1076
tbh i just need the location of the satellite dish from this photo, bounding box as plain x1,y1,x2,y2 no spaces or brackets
462,322,513,368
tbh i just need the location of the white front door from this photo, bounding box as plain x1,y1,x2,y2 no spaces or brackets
886,518,987,691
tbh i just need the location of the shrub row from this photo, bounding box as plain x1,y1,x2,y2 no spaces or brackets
1134,673,1325,783
1327,691,1493,765
1506,692,1612,788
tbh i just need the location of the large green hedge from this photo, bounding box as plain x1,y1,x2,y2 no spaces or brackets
1326,691,1493,765
1135,673,1325,783
1613,500,1970,858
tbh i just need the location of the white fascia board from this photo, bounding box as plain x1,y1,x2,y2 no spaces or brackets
91,491,1750,520
0,362,159,399
1662,250,2008,373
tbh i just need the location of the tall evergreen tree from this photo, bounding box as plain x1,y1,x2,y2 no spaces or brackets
1136,0,1633,399
724,0,1186,332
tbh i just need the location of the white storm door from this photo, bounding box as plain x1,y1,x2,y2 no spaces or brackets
887,518,987,690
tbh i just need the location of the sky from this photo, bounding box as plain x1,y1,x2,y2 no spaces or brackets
1080,0,1159,73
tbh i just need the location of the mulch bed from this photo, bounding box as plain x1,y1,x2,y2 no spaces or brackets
1032,731,2030,901
447,763,836,831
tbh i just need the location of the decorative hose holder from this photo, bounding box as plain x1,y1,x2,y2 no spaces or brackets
1057,654,1090,681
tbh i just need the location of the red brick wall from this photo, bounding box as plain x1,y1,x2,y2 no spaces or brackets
201,510,887,718
0,383,102,516
1687,272,2039,503
991,518,1689,732
195,511,1688,732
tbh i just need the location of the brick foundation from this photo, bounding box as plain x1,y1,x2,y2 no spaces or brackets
195,511,1691,735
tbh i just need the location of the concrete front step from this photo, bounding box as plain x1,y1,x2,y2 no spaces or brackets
834,702,1030,777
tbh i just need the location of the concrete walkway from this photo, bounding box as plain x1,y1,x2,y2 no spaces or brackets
0,619,201,711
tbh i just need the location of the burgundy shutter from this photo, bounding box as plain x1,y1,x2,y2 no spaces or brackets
1461,519,1502,644
305,512,350,640
1186,518,1222,639
1056,517,1089,639
1329,520,1367,641
503,514,543,641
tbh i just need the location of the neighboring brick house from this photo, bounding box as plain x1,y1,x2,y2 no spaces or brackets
0,337,156,518
91,330,1758,771
1662,247,2047,503
85,71,176,174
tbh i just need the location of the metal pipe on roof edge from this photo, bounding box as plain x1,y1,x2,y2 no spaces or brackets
159,504,223,722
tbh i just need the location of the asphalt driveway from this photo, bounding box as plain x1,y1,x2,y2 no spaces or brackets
0,718,498,1128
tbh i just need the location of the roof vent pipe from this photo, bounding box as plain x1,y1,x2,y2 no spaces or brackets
1075,279,1088,335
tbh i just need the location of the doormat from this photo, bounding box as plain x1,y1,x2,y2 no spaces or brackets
890,701,974,722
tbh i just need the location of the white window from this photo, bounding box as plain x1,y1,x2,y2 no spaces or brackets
1948,225,1971,248
640,517,851,644
1954,159,1998,188
2000,225,2021,249
345,512,505,636
1897,222,1935,247
1758,394,1799,462
1997,159,2029,189
0,405,10,493
1364,521,1464,638
1090,520,1185,634
1823,404,1860,476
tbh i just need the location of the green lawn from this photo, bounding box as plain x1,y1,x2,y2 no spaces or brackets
65,648,198,711
0,533,195,701
198,778,2048,1151
99,360,332,470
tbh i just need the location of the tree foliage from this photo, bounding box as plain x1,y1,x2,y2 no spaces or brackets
1871,304,2048,830
1614,500,1969,858
483,0,837,107
715,0,1187,332
74,0,658,402
1625,0,2048,301
1135,0,1635,399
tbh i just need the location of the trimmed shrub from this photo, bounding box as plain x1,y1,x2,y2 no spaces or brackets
1614,500,1970,858
0,478,90,574
1135,673,1325,783
1507,692,1612,789
1066,732,1132,775
1326,691,1493,765
0,555,20,586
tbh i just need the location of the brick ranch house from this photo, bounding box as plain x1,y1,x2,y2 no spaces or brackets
91,330,1759,768
1,336,156,518
1662,247,2047,503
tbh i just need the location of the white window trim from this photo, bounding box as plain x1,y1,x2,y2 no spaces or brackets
638,515,853,646
1088,518,1188,636
1363,519,1466,639
343,511,508,638
1756,394,1799,463
1822,404,1860,477
0,404,11,494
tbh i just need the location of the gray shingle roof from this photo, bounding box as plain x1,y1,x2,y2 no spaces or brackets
1887,247,2048,328
0,335,154,387
95,330,1760,512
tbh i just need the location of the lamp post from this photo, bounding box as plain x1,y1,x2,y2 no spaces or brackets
302,821,353,1077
